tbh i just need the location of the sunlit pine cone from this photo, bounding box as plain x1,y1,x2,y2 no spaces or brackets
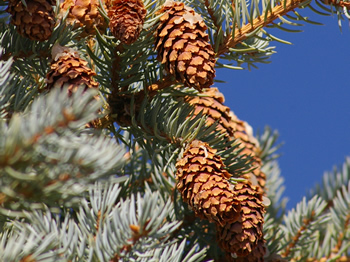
175,140,241,226
45,45,99,95
185,87,266,192
108,0,147,44
216,180,266,259
59,0,107,37
7,0,55,41
155,1,216,90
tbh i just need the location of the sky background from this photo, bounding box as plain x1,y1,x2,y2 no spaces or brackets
216,8,350,209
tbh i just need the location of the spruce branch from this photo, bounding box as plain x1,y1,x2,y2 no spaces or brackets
309,157,350,209
280,196,329,260
218,0,307,56
325,181,350,260
0,87,127,213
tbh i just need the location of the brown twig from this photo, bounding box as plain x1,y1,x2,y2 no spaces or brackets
217,0,305,56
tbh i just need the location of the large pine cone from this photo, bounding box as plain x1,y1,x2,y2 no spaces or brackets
59,0,107,36
45,45,99,95
155,1,216,90
7,0,55,41
216,180,266,260
176,140,241,226
108,0,147,44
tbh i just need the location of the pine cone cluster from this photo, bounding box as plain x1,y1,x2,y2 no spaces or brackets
186,87,266,192
182,87,267,260
45,45,99,95
155,1,216,90
176,140,241,226
108,0,147,44
59,0,107,36
7,0,55,41
216,180,266,261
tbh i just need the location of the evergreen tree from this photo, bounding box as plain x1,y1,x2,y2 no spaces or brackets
0,0,349,261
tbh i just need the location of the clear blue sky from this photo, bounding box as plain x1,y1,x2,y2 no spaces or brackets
216,8,350,209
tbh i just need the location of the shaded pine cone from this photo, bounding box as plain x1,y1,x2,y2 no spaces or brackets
46,45,99,95
59,0,107,36
108,90,145,127
7,0,55,41
155,1,216,90
108,0,147,44
176,140,241,226
186,87,266,192
216,180,266,258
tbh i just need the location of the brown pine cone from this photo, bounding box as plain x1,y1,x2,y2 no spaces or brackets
45,45,99,95
7,0,55,41
108,90,145,127
59,0,107,37
155,1,216,90
108,0,147,44
216,180,266,259
176,140,241,226
185,87,237,139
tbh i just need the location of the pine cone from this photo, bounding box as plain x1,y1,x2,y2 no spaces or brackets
185,87,236,138
176,140,241,226
59,0,107,37
155,1,216,90
7,0,55,41
229,111,266,191
108,0,147,44
108,90,145,127
216,180,265,259
185,87,266,192
227,239,266,262
45,45,99,95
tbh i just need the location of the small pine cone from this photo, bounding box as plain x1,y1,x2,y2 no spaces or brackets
108,0,147,44
7,0,55,41
59,0,107,36
108,90,145,127
46,45,99,95
176,140,241,226
155,1,216,90
216,180,265,258
186,87,266,192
